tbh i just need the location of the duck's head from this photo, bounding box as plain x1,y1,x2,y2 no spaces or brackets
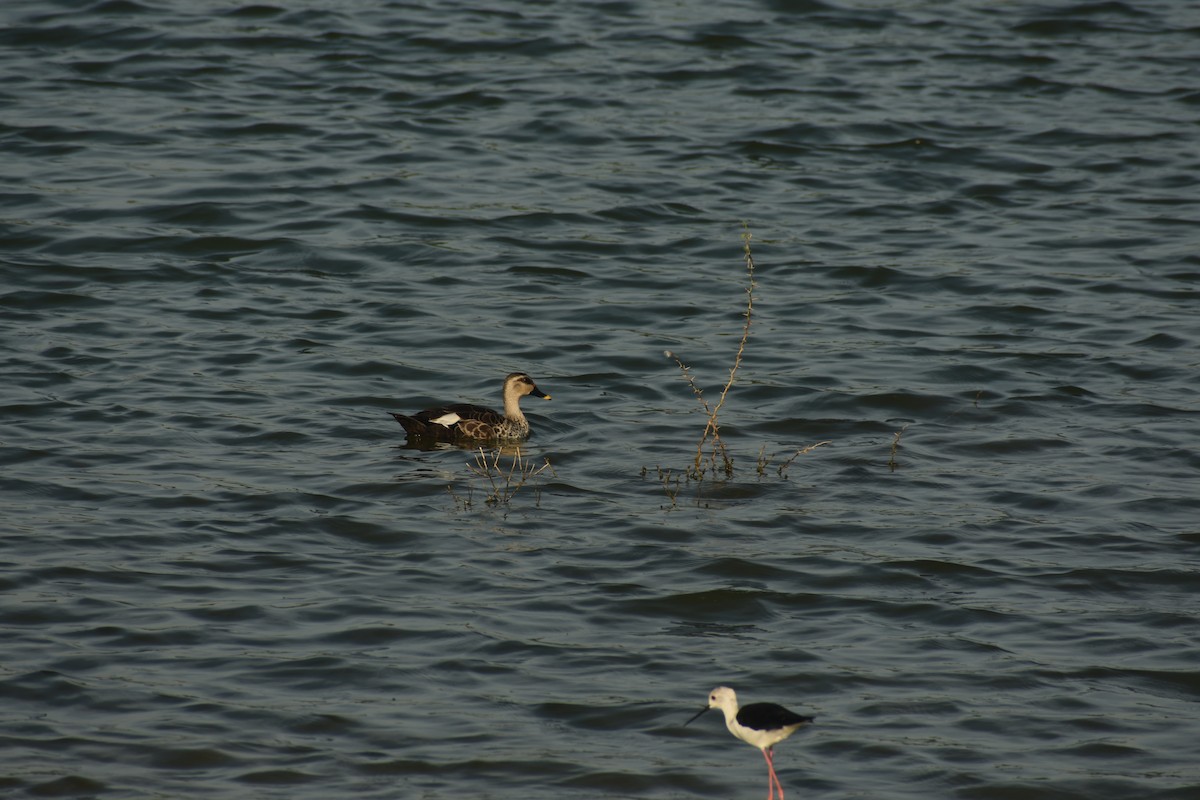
505,372,551,401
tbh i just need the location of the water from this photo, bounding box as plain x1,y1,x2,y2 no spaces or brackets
2,1,1198,798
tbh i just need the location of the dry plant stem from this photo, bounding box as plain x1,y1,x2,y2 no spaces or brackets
705,224,756,431
666,352,714,418
656,466,681,508
777,440,832,478
677,224,757,480
445,483,474,509
700,227,756,474
756,443,769,476
888,425,908,472
665,351,725,481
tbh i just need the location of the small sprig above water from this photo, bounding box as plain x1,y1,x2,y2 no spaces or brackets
664,349,732,481
448,446,554,508
888,424,909,473
757,440,833,479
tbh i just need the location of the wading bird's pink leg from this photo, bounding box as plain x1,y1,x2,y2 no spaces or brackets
762,748,776,800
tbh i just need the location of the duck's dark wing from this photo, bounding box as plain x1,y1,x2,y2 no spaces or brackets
391,402,503,440
415,403,503,425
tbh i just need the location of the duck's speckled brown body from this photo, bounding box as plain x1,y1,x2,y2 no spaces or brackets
391,372,551,442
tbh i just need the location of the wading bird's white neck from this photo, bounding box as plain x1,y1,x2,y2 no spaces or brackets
709,686,742,729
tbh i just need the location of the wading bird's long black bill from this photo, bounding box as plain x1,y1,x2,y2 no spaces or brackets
684,706,710,726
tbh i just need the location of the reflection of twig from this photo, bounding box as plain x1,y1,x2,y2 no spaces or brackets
888,425,908,473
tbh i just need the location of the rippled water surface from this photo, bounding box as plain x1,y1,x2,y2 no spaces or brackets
2,1,1198,798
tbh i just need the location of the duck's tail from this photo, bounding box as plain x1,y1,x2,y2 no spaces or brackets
390,413,428,436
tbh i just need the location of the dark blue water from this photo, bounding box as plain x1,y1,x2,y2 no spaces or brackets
2,1,1198,798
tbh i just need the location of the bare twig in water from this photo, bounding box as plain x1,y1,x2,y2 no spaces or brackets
466,447,554,505
652,224,834,504
656,466,681,508
446,482,474,510
665,222,757,482
664,349,731,480
777,440,833,479
888,425,909,472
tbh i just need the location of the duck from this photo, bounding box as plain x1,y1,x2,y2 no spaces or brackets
391,372,551,442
